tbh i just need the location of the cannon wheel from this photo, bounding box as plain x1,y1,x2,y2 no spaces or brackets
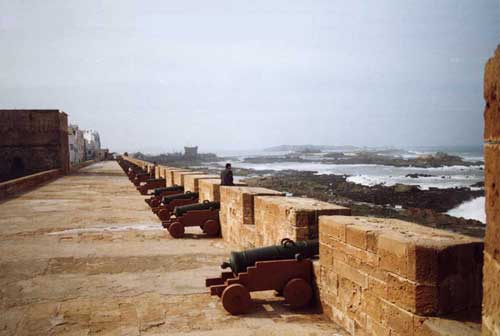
203,219,219,236
151,198,161,208
283,278,312,309
158,209,170,221
221,284,252,315
168,222,185,238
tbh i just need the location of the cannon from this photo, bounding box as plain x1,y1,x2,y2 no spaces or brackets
156,192,199,221
132,172,151,186
145,185,184,207
137,178,166,195
206,239,318,315
162,201,220,238
127,167,145,180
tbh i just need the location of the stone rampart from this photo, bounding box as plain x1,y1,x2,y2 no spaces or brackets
0,109,69,182
183,174,219,193
166,168,188,186
121,155,485,335
483,45,500,336
172,171,204,187
0,169,61,200
219,186,284,248
319,216,483,335
198,179,247,202
254,196,351,246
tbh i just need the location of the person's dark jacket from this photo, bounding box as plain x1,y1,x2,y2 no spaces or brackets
220,168,234,186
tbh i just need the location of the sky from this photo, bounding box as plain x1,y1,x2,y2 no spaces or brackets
1,1,499,153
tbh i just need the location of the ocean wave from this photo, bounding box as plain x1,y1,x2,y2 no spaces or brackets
447,197,486,223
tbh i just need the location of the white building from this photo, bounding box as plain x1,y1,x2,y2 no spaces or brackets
83,129,101,160
68,125,85,165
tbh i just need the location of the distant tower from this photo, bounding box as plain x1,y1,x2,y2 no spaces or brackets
184,146,198,159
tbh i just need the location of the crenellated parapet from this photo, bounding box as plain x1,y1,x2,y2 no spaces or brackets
120,154,485,335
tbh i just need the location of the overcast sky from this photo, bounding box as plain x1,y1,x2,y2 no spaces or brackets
1,1,499,153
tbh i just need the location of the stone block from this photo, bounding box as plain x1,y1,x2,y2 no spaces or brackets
485,144,500,262
319,215,483,332
172,171,204,186
482,253,500,336
254,196,350,246
183,174,219,193
219,186,284,246
164,168,187,186
334,259,368,288
484,45,500,142
198,179,221,202
198,179,248,202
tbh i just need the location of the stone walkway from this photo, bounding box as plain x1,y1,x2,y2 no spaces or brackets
0,161,346,335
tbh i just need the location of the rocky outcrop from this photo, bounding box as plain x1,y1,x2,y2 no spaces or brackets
244,171,486,238
243,151,483,168
245,171,484,213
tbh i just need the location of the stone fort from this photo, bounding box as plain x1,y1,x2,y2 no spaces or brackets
0,109,69,182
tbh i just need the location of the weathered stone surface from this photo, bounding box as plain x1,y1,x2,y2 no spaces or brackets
483,45,500,336
183,174,219,193
219,186,284,246
173,170,204,186
254,196,351,246
198,179,248,202
319,216,483,335
199,178,222,202
484,45,500,142
483,253,500,336
165,168,189,186
0,161,348,336
485,144,500,261
0,169,62,200
0,109,70,182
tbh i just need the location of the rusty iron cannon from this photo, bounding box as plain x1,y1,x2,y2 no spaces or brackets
156,192,199,221
127,166,146,180
162,201,220,238
137,178,166,195
117,159,136,173
132,172,151,186
145,185,184,208
206,239,318,315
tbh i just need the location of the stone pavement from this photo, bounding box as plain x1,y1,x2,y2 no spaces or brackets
0,161,346,336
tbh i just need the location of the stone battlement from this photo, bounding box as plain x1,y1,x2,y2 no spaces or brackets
121,155,485,335
319,216,482,335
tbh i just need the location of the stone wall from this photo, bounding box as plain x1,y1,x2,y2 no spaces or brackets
198,179,248,202
219,186,284,247
0,110,69,182
183,174,219,193
172,171,204,187
0,169,61,200
121,155,485,335
483,45,500,336
165,168,187,186
319,216,483,335
254,196,351,246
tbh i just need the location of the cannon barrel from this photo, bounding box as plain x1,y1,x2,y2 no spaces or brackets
146,178,164,183
173,201,220,217
153,185,184,196
162,192,199,204
221,239,318,274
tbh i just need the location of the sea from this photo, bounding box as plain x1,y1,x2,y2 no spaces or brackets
213,146,486,223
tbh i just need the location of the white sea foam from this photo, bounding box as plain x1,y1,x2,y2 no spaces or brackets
447,197,486,223
233,161,484,190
